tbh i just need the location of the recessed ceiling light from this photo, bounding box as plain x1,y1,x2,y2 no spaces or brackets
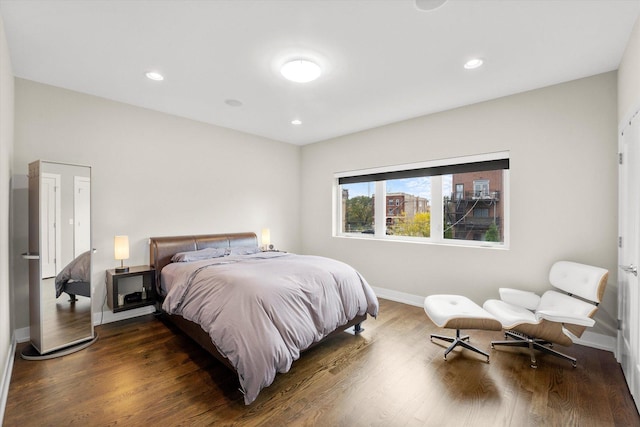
280,59,321,83
291,119,302,125
225,99,243,107
145,71,164,81
415,0,448,11
464,58,484,70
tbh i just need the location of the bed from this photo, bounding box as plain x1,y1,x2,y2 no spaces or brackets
149,232,379,405
55,250,91,301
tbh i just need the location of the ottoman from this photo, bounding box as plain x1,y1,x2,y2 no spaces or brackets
424,294,502,362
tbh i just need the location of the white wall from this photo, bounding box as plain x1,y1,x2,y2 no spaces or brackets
8,12,636,348
619,13,640,122
0,12,14,424
301,72,619,336
11,79,301,329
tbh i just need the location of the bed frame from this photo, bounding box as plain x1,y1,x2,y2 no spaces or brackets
149,232,367,373
63,281,91,302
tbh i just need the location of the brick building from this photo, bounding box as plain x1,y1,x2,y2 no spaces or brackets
445,170,503,241
385,192,429,226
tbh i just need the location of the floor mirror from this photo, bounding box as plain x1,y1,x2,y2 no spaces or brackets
22,160,97,359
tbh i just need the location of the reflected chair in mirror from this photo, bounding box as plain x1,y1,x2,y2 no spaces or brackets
483,261,608,368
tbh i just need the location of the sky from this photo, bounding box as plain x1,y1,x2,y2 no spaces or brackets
343,175,453,202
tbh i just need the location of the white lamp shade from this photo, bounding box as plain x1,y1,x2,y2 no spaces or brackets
261,228,271,247
114,235,130,260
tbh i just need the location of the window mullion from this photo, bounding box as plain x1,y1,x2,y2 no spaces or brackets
374,181,386,237
431,175,443,242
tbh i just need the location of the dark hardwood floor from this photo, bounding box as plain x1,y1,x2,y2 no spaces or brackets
4,298,639,426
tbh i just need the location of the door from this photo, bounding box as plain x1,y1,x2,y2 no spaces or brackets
74,176,91,257
619,107,640,406
40,172,61,278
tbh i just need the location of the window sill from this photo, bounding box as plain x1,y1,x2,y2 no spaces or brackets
334,234,509,250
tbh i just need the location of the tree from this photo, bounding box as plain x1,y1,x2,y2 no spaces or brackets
346,196,374,231
485,221,500,242
391,212,431,237
444,223,454,239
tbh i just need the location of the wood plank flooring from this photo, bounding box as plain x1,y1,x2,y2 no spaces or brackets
5,298,639,426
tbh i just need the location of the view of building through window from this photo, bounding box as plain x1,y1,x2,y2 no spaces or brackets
340,177,431,237
443,170,503,242
385,178,431,237
340,165,505,244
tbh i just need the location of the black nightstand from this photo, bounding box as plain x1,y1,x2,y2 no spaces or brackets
106,265,156,313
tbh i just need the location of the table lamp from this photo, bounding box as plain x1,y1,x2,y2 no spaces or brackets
114,235,130,273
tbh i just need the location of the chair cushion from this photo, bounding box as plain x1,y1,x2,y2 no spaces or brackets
424,295,501,330
549,261,608,303
483,299,538,329
537,290,598,325
498,288,541,310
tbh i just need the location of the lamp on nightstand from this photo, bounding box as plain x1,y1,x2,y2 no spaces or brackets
114,235,130,273
261,228,272,251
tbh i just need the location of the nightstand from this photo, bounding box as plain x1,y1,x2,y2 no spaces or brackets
106,265,156,313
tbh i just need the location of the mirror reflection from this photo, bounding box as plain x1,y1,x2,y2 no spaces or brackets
28,160,93,355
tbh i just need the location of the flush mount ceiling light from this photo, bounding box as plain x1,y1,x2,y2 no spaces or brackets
415,0,448,11
464,58,484,70
291,119,302,125
145,71,164,81
280,59,321,83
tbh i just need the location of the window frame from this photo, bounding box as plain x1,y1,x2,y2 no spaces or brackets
334,152,510,249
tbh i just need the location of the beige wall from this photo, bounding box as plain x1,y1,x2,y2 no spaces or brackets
301,72,619,335
11,79,302,329
619,14,640,122
0,13,14,422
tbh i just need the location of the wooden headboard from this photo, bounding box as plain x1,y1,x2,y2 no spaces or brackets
149,232,258,285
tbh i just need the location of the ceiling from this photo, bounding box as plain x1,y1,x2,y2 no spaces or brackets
1,0,639,145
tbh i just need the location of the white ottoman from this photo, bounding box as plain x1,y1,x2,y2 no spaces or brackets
424,294,502,362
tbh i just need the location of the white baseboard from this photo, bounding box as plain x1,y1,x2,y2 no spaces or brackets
14,327,29,344
93,305,156,326
372,286,617,354
574,331,617,353
372,286,425,308
1,334,17,426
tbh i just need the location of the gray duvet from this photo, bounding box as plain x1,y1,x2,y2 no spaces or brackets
54,251,91,298
161,252,379,405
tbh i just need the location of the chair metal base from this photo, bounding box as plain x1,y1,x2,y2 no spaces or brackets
490,330,577,368
430,329,490,363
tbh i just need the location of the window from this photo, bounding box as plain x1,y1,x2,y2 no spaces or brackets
341,183,374,234
474,208,489,218
473,180,490,198
444,170,504,243
455,184,464,201
336,152,509,247
386,178,431,237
